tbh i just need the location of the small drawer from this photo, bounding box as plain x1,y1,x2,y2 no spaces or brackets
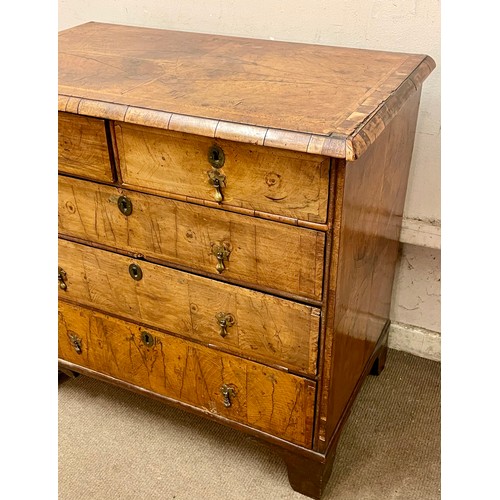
58,176,325,301
114,123,330,223
58,302,316,447
58,112,114,182
58,239,320,376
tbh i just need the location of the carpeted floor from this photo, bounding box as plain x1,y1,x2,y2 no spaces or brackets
58,349,440,499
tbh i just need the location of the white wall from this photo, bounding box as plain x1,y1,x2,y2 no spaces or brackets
59,1,441,358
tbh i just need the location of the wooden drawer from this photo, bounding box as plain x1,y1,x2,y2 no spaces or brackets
58,239,320,376
58,176,325,301
58,301,316,447
58,112,114,182
114,123,330,223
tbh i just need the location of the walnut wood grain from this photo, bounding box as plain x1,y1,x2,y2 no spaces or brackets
57,22,436,499
114,123,330,223
345,57,436,160
315,89,423,452
58,239,320,376
58,112,114,182
58,301,316,447
282,449,336,500
58,176,325,300
58,22,434,160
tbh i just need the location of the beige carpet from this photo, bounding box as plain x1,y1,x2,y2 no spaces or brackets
58,349,440,499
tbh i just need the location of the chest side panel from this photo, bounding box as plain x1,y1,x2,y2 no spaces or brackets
315,89,423,451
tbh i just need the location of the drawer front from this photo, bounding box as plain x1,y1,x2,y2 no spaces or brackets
58,112,114,182
58,176,325,300
58,302,316,447
115,123,330,223
58,239,320,376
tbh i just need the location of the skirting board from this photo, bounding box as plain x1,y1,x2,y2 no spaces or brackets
399,218,440,249
388,321,440,361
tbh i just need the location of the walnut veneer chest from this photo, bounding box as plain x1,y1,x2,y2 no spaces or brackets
58,22,434,499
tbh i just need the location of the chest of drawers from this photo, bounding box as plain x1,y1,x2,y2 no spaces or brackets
58,22,434,498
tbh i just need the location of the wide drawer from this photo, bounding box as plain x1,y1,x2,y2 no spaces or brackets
58,239,320,376
58,176,325,301
58,302,316,447
58,112,114,182
114,123,330,223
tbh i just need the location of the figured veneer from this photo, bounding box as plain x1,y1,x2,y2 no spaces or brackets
58,112,114,182
114,123,330,223
58,239,320,376
58,22,435,499
58,302,316,447
58,175,325,301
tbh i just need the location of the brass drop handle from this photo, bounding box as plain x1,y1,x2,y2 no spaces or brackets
207,169,226,203
58,266,68,291
216,312,235,338
207,144,226,203
220,384,236,408
69,333,82,354
211,243,231,274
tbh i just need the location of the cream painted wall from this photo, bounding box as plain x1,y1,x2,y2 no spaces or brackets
391,244,441,333
58,0,440,222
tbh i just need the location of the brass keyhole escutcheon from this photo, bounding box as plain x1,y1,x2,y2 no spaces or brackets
58,266,68,291
207,145,226,203
129,263,143,281
211,242,231,274
117,195,133,216
216,312,235,338
141,331,155,347
220,384,236,408
208,145,225,169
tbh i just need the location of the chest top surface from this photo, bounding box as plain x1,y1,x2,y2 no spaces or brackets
59,22,434,159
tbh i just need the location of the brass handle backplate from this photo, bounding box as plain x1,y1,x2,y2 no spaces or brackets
220,384,236,408
216,312,235,338
68,333,82,354
207,145,226,203
207,169,226,203
211,242,231,274
58,266,68,291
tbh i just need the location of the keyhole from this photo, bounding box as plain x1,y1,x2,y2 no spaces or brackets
208,145,225,168
141,331,154,347
117,195,132,216
129,263,143,281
